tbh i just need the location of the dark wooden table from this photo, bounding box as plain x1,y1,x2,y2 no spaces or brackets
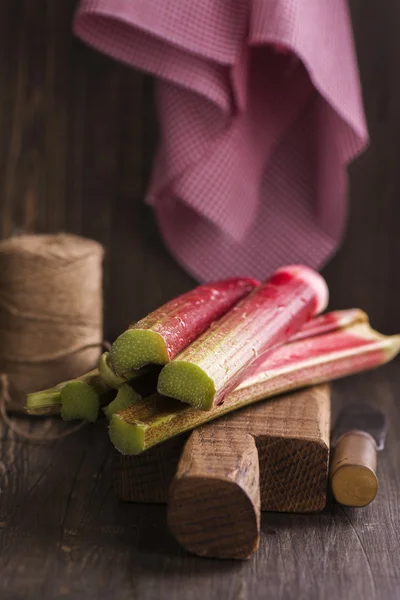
1,363,399,600
1,0,400,598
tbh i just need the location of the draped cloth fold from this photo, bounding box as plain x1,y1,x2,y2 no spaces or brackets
74,0,368,281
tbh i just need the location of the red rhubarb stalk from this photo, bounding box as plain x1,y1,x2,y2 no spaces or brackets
289,308,368,342
110,277,259,375
109,322,400,455
25,309,362,418
157,265,329,410
236,322,398,395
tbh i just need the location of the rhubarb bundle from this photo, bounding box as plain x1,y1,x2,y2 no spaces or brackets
110,277,258,375
109,321,400,455
24,265,396,450
158,265,329,410
25,308,364,421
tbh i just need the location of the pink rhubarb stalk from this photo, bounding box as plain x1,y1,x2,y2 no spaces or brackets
109,322,400,455
157,265,329,410
110,277,259,375
289,308,368,342
25,309,363,418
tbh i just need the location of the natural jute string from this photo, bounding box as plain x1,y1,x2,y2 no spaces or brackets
0,374,85,441
0,233,104,440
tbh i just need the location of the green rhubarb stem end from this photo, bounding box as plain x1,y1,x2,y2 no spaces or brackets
103,384,142,421
111,329,169,375
157,361,215,410
109,416,146,455
60,381,100,423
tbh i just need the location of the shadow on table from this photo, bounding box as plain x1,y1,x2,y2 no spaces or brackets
115,501,242,577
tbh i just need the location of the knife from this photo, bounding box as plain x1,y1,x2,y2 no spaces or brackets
330,403,388,507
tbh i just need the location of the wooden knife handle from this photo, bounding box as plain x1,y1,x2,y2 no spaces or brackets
167,426,260,560
331,431,378,507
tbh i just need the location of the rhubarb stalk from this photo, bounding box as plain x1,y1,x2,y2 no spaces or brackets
103,384,142,421
289,308,367,342
98,351,149,389
110,277,259,375
24,309,363,419
157,265,329,410
26,369,114,420
109,322,400,454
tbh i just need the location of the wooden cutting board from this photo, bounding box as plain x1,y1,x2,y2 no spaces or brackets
114,385,330,559
113,433,189,504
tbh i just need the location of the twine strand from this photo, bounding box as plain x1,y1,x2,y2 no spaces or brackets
0,342,104,366
0,374,85,443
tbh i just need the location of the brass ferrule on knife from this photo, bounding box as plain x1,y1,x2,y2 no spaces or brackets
331,430,378,507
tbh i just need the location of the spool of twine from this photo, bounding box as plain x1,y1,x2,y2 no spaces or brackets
0,233,104,414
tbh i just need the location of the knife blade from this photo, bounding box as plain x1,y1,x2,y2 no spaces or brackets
330,403,388,507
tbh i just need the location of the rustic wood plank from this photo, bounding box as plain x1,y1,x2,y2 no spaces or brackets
115,385,330,512
323,0,400,334
1,365,400,599
256,386,330,512
168,427,261,560
0,0,192,344
114,386,330,517
167,385,330,560
0,0,400,596
0,0,399,339
113,434,188,504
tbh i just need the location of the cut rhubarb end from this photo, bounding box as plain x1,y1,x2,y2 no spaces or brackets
275,265,329,314
109,415,146,455
111,329,169,375
158,266,327,409
103,384,142,421
157,361,215,411
60,381,100,423
26,390,62,414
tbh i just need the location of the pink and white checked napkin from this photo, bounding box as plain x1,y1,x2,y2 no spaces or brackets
74,0,368,281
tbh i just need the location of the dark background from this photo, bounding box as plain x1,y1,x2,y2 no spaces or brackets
1,3,400,600
1,1,399,338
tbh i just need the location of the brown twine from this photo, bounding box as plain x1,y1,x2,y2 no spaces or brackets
0,233,104,414
0,374,85,442
0,233,104,442
0,340,112,443
0,342,104,365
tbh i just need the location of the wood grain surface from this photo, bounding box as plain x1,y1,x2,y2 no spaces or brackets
167,385,330,560
1,367,400,599
114,386,330,515
1,0,400,597
0,0,400,339
113,434,188,504
168,426,261,560
254,385,331,512
113,385,330,513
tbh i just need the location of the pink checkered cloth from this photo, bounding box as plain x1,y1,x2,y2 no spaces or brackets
74,0,368,281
